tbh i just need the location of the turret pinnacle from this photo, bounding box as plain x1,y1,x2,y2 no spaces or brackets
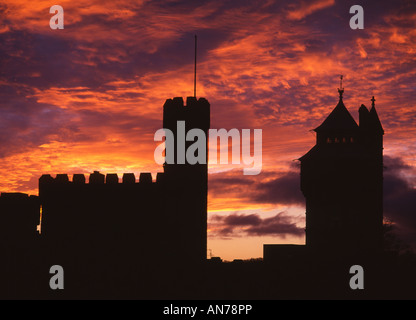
338,75,344,101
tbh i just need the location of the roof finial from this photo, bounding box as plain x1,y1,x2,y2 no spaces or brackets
338,74,344,100
371,96,375,108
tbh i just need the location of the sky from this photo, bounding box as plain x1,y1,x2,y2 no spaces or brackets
1,0,416,261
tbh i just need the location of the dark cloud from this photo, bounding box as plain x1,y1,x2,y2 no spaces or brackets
223,213,261,226
208,166,304,207
253,170,304,205
384,155,412,171
208,171,257,199
246,213,304,237
383,155,416,248
209,211,304,238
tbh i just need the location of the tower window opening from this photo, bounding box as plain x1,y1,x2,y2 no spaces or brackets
334,137,340,143
327,137,332,143
350,137,354,143
342,137,346,143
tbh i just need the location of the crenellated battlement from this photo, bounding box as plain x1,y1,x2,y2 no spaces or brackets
39,171,165,186
163,96,209,109
163,96,210,131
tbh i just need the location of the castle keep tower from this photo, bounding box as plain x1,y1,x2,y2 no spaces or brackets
300,87,384,255
38,96,210,280
163,96,210,262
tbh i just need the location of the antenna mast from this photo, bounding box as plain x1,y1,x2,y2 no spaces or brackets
194,34,197,98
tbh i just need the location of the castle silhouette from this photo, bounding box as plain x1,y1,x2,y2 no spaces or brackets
1,87,415,300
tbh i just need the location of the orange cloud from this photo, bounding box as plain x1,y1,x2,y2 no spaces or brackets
287,0,335,20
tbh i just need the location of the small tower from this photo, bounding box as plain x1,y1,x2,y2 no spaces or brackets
300,83,384,256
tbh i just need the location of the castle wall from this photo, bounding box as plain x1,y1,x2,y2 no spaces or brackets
37,96,211,274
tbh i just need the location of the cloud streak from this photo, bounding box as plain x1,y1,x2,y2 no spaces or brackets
209,211,305,238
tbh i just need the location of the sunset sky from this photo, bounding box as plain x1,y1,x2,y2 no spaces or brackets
1,0,415,260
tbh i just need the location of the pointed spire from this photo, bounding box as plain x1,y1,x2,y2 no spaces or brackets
338,75,344,100
368,96,384,134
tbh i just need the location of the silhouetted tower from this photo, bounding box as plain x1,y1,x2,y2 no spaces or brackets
163,96,210,262
300,83,384,255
